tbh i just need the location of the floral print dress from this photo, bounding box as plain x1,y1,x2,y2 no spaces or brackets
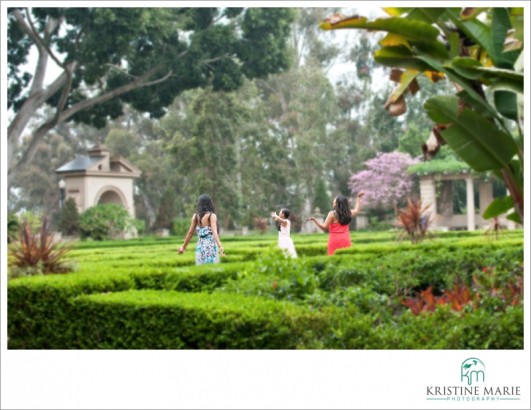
195,225,220,265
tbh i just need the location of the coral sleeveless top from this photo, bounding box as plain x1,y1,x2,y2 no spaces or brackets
328,223,351,255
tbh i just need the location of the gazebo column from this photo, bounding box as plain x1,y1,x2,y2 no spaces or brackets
466,176,475,231
479,181,493,227
506,189,516,230
420,177,437,226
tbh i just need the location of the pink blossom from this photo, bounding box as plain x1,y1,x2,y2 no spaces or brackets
348,152,419,209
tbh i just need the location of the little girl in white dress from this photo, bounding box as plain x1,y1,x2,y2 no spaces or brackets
271,209,297,258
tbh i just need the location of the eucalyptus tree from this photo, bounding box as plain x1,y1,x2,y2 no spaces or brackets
7,7,295,185
257,66,339,217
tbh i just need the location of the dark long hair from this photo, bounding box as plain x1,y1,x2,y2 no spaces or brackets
334,195,352,226
195,194,215,225
277,208,290,231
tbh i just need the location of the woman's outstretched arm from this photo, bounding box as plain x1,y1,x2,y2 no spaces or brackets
351,192,365,216
178,215,197,254
307,211,334,233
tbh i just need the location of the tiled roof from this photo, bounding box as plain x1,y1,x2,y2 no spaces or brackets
55,155,102,172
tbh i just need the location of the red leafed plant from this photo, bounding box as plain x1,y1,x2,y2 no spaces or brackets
472,271,523,307
402,283,479,315
441,283,475,311
402,286,449,315
396,198,432,244
402,274,523,316
8,216,75,277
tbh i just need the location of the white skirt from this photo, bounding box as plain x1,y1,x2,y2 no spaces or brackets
278,236,297,258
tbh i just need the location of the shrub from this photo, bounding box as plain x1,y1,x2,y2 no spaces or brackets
219,247,318,302
8,271,134,348
153,188,178,230
79,204,131,240
59,197,80,236
7,212,19,243
172,217,191,236
15,210,43,232
71,290,330,349
131,218,146,236
8,216,75,278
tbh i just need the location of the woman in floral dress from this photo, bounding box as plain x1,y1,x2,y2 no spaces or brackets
178,194,224,264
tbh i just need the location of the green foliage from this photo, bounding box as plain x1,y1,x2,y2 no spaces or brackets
7,212,19,243
71,290,328,349
7,230,523,349
104,128,140,158
59,197,80,236
8,216,75,278
313,179,330,214
15,210,44,232
408,157,471,176
8,8,296,124
171,217,191,236
131,218,146,236
219,247,318,302
79,204,132,240
7,271,135,348
328,304,523,349
153,188,178,231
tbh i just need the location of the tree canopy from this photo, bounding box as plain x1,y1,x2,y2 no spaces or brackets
7,7,295,183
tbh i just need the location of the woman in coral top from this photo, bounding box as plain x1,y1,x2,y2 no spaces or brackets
307,192,364,255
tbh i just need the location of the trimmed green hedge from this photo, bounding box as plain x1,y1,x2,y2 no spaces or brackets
7,263,251,348
70,290,329,349
8,231,523,349
8,272,134,348
326,305,523,349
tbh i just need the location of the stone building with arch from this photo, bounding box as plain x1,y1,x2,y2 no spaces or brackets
55,145,141,217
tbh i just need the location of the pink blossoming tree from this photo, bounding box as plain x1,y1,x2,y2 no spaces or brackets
349,152,419,212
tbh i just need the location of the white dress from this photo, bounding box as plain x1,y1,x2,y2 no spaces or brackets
278,220,297,258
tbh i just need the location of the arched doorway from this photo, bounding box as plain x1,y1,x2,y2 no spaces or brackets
94,186,128,211
97,190,124,206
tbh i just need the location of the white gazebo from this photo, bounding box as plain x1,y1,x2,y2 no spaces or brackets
55,144,141,217
418,171,516,231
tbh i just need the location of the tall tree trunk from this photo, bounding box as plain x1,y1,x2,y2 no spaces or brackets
142,194,157,228
439,180,454,222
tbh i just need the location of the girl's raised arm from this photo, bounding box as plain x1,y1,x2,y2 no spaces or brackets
271,212,288,227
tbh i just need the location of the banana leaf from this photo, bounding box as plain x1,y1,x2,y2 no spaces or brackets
320,16,439,42
424,96,518,172
374,46,433,71
494,90,518,120
482,196,514,219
